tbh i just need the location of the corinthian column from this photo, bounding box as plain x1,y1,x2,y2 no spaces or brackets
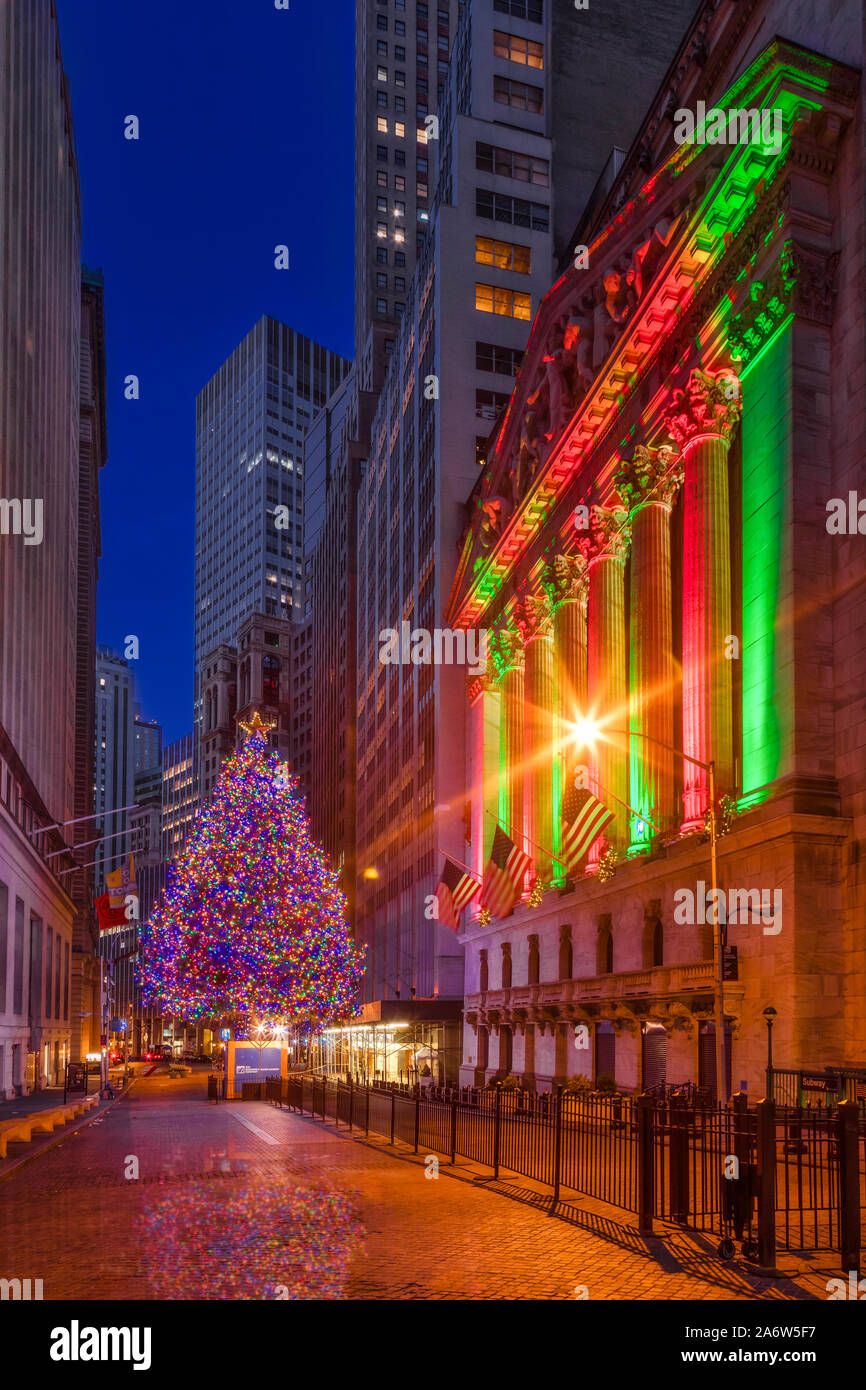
468,665,501,882
579,506,631,857
492,628,526,856
517,590,555,882
550,550,589,728
665,368,741,828
615,445,683,844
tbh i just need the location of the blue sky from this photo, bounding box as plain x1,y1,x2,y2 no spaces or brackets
56,0,355,742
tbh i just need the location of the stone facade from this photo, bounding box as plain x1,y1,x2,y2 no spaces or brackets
446,3,864,1097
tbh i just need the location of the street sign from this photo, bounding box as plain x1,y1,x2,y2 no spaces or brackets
801,1073,835,1092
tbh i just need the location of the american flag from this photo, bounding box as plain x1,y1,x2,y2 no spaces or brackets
481,826,533,918
435,857,481,931
561,784,615,873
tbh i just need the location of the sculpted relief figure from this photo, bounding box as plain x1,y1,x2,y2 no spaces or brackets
625,216,678,308
563,314,595,394
593,269,630,368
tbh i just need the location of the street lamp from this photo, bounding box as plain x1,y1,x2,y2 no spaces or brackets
762,1005,777,1100
570,716,728,1105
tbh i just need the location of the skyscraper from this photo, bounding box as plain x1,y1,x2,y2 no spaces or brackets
194,316,350,787
94,648,139,897
354,0,459,393
0,0,102,1092
352,0,701,1047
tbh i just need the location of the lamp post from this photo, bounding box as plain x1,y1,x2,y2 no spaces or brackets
571,719,728,1105
763,1005,777,1100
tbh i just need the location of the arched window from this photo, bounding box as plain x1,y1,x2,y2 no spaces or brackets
642,902,664,969
479,949,488,993
527,934,540,985
597,917,613,975
559,925,573,980
501,942,512,989
262,653,281,702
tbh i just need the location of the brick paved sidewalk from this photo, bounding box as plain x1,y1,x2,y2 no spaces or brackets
0,1071,844,1301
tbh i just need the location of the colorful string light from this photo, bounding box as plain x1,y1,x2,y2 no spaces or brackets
139,730,364,1026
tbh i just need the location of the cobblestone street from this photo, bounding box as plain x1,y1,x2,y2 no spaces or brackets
0,1072,841,1301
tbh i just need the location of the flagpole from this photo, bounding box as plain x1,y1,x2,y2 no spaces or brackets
436,850,480,881
483,810,568,871
580,773,662,835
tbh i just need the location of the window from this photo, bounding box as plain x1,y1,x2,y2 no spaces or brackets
476,387,511,420
475,141,549,186
377,195,388,212
417,181,428,199
377,272,388,288
395,70,405,85
417,155,428,173
377,222,388,237
438,34,449,50
377,65,388,80
475,234,531,273
395,94,406,112
476,435,490,467
494,75,543,113
377,13,388,29
395,44,405,59
377,116,388,132
395,120,406,137
394,250,406,266
395,301,405,316
475,282,531,319
394,199,405,216
494,0,543,20
376,143,388,161
395,19,406,33
395,275,406,290
493,30,543,67
377,91,388,108
394,148,406,166
377,40,388,54
475,341,524,376
476,188,548,231
376,246,388,263
377,170,388,187
394,174,405,191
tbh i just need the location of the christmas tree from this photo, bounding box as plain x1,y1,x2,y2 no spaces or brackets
140,713,363,1027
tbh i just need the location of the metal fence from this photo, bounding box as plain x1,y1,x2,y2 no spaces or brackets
265,1077,863,1272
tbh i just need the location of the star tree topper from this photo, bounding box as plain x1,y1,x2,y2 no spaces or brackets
239,710,277,741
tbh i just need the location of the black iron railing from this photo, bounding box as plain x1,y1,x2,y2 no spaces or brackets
264,1076,863,1271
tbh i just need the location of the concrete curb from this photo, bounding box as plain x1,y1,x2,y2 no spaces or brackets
0,1074,142,1184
